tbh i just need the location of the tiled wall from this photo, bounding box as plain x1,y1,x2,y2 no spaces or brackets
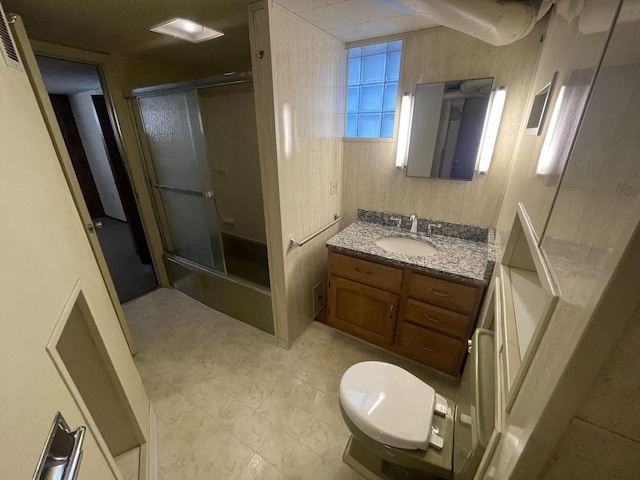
340,22,544,227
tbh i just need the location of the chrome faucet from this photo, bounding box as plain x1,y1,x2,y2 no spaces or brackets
410,213,418,234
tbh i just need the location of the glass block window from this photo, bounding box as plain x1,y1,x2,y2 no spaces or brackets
346,40,402,138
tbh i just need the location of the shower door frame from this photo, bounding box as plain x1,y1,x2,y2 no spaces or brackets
130,72,274,334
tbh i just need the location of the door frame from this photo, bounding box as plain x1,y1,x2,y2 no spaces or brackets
9,15,154,354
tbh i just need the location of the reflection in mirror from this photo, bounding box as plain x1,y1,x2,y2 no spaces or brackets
536,69,593,183
406,77,493,181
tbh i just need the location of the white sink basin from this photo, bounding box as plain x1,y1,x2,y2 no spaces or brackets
375,237,438,257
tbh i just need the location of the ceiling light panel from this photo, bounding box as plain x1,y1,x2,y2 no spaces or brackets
150,18,223,43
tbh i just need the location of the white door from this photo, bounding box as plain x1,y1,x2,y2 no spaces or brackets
0,8,145,479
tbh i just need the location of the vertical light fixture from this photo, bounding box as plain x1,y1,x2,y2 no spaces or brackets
536,86,566,175
476,87,507,174
395,92,413,168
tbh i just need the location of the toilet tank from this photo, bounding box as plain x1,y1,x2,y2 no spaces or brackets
453,328,495,480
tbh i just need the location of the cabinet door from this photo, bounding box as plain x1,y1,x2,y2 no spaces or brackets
328,275,399,347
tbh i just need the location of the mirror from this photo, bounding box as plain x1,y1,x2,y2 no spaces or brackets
406,77,493,181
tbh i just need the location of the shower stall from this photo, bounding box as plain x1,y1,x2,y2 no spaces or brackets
132,72,273,334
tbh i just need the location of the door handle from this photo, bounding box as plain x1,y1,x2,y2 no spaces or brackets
86,221,103,233
33,412,86,480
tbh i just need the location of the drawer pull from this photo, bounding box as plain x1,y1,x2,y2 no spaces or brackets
424,313,446,323
419,342,435,352
429,287,452,297
354,267,373,275
389,303,394,319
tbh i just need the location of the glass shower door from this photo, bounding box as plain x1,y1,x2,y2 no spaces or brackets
137,90,226,273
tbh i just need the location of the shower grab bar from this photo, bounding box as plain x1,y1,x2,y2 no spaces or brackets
290,214,342,247
153,184,215,198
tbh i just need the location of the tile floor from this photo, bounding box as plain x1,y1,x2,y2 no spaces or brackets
125,288,459,480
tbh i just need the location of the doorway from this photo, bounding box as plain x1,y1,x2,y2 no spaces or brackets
38,56,157,304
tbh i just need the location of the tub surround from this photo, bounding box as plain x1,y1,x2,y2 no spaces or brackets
327,209,495,286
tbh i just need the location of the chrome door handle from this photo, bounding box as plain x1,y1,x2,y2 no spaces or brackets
34,412,86,480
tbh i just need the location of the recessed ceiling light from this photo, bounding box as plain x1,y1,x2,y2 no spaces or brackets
150,18,223,43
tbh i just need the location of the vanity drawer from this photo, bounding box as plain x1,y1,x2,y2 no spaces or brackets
329,251,403,292
408,272,480,314
404,298,472,340
398,323,466,375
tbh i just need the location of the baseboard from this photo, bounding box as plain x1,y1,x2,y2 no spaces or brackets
138,405,158,480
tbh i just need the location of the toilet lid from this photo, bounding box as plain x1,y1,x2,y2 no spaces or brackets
340,361,435,450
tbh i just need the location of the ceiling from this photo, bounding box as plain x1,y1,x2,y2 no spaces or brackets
2,0,437,75
274,0,437,42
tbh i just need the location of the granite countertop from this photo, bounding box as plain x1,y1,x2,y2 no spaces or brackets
327,210,495,286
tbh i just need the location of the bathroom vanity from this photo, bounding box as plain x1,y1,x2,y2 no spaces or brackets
326,210,495,376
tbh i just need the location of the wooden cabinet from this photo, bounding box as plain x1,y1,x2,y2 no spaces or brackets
327,250,484,376
328,275,399,347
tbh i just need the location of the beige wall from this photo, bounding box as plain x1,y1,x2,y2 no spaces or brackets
0,38,149,479
341,23,544,227
486,1,640,477
70,90,127,221
249,1,345,345
199,83,266,244
494,1,619,246
272,5,345,344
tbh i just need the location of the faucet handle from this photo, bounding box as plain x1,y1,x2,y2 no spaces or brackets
390,217,402,229
427,223,442,236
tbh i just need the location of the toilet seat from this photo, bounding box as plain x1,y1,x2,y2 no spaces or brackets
339,361,436,450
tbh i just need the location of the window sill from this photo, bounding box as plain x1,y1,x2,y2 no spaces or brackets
342,137,396,143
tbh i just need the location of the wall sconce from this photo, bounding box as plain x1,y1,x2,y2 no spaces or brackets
395,92,413,168
476,86,507,174
536,86,566,175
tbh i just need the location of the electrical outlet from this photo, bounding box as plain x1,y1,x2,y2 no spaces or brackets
312,279,326,316
330,179,338,195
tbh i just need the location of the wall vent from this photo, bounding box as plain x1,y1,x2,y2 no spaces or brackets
0,4,23,71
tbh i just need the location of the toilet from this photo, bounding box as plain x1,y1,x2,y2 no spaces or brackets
339,328,495,480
